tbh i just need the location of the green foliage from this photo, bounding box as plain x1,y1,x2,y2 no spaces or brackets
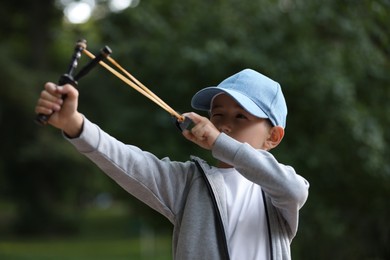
1,0,389,259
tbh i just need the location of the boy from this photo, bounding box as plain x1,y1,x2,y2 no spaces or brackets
35,68,309,259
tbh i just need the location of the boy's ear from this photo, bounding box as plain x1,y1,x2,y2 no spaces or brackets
265,126,285,150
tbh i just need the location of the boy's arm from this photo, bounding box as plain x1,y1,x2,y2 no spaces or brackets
36,83,194,223
65,116,195,224
181,111,309,226
212,133,309,234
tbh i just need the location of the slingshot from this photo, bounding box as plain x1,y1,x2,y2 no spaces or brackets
35,39,192,131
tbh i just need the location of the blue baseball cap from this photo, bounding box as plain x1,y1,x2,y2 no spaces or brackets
191,69,288,128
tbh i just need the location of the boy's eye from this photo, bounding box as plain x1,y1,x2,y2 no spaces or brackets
236,114,248,119
211,113,223,118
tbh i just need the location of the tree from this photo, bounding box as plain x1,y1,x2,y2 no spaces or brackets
1,0,389,258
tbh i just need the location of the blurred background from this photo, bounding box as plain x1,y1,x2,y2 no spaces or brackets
1,0,389,259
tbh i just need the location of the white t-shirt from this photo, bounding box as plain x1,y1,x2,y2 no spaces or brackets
216,167,270,260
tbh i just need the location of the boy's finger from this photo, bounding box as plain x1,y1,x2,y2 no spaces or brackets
35,104,52,115
56,84,79,99
182,130,196,142
182,112,204,125
44,82,59,94
40,89,63,104
36,98,61,112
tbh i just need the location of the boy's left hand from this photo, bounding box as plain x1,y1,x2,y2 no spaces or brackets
182,112,220,150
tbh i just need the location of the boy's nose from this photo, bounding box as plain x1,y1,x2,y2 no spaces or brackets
218,121,232,133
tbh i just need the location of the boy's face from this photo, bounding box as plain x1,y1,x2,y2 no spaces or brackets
210,94,272,150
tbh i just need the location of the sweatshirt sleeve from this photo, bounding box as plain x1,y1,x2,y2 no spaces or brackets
211,133,309,235
64,116,196,224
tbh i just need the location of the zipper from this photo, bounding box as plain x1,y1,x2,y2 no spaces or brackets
262,190,274,260
193,159,230,260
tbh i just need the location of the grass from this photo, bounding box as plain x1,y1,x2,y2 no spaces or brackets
0,237,172,260
0,201,172,259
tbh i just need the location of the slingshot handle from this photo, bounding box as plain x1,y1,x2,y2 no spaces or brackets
35,40,86,126
174,116,194,132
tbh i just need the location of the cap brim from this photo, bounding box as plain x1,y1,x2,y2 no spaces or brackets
191,87,269,119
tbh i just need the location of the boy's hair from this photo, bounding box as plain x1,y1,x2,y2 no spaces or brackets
191,69,288,128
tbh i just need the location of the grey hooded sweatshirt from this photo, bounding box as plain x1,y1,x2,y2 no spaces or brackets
66,117,309,260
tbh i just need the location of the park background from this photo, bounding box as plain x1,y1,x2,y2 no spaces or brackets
0,0,389,259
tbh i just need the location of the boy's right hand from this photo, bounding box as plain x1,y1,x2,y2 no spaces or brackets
181,112,220,150
35,82,83,138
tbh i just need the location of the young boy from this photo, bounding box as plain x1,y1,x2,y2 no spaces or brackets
35,68,309,260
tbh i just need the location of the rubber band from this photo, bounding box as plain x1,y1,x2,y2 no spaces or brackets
82,49,185,122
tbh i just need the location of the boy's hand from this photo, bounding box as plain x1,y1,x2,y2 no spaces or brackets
35,82,83,137
182,112,220,150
